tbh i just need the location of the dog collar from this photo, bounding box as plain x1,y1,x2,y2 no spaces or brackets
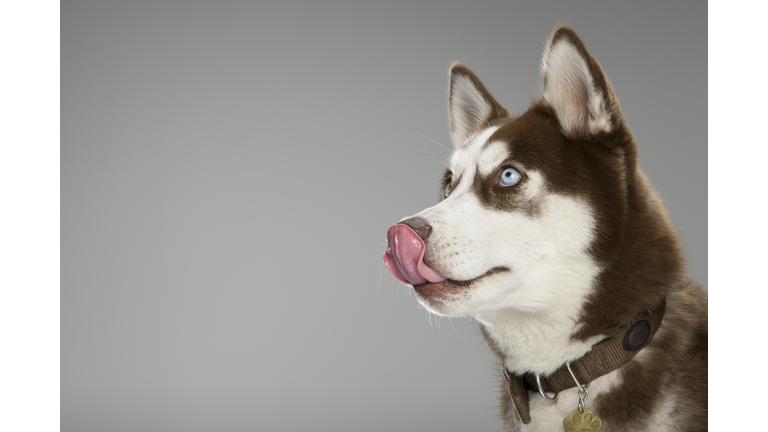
501,298,666,424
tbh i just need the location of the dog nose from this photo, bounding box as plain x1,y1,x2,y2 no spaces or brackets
400,217,432,241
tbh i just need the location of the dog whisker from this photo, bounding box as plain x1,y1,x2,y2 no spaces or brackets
416,132,450,152
448,317,463,339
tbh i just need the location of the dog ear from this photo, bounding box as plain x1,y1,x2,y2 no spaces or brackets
540,27,624,140
448,63,510,148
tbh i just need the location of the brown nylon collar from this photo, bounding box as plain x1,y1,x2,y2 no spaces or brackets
501,298,666,424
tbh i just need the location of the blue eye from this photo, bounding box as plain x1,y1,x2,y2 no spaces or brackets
498,167,521,187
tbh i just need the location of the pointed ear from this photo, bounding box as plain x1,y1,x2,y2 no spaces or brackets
448,63,510,148
540,27,624,140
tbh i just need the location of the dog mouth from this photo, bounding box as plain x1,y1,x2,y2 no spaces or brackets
383,224,510,297
413,267,510,298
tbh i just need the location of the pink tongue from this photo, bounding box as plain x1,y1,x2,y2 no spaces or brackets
383,224,447,285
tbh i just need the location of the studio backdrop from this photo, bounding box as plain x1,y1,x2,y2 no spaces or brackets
62,1,706,431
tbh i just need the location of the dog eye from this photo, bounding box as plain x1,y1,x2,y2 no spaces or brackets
498,167,521,187
444,180,452,198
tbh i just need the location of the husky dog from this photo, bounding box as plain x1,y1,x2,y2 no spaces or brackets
383,27,707,431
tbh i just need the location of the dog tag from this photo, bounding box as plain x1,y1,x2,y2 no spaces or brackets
563,408,601,432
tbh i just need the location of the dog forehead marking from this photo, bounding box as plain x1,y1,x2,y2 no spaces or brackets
477,140,511,176
450,126,502,190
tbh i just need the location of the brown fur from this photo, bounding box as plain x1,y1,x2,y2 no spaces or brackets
592,282,708,431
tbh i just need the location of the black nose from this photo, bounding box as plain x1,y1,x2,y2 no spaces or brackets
400,217,433,241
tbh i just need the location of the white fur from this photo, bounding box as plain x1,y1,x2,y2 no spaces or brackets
520,170,545,200
471,189,605,374
542,40,613,137
642,392,677,432
522,370,622,432
449,127,499,190
477,140,510,176
449,73,492,147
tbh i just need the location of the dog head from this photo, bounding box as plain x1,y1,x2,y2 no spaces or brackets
384,27,681,336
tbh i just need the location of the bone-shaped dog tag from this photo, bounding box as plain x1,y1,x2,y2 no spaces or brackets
563,408,602,432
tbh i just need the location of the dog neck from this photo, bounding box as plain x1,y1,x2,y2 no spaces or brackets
475,305,606,376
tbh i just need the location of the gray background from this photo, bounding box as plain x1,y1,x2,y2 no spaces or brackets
62,1,706,431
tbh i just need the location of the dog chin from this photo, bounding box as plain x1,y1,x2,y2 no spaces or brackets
412,269,509,316
414,291,466,316
412,281,465,316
